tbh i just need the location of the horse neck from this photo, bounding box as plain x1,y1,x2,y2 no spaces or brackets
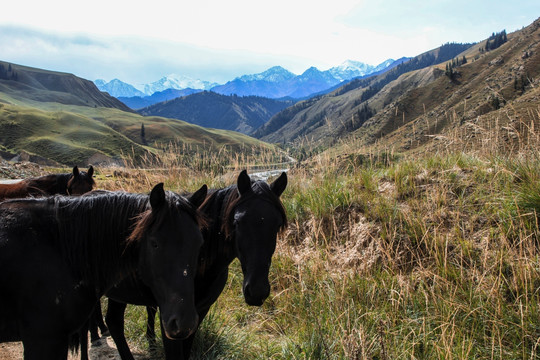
199,187,237,276
27,173,70,195
54,194,145,295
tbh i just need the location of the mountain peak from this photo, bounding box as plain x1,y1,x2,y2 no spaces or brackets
329,60,374,81
141,74,218,95
95,79,145,98
237,66,296,83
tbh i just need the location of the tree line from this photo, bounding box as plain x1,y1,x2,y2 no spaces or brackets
0,63,18,81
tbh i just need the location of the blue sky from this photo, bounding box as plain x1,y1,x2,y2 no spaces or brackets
0,0,538,85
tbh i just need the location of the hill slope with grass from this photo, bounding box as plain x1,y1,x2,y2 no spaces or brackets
0,61,132,111
341,22,540,156
0,62,275,167
256,19,540,156
254,42,473,145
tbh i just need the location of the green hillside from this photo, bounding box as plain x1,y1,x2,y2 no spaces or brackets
0,62,273,166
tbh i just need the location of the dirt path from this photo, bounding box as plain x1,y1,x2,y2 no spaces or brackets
0,337,149,360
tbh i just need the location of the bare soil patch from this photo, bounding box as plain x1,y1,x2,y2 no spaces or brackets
0,336,149,360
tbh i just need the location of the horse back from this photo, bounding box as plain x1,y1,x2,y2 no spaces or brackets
0,180,30,200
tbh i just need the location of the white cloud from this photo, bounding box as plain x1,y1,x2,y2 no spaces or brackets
1,0,539,84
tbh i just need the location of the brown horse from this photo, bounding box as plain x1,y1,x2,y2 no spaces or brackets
0,166,95,200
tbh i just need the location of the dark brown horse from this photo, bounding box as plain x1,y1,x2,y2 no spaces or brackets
0,183,207,360
0,166,95,200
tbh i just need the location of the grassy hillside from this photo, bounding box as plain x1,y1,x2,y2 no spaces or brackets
256,18,540,164
0,60,131,111
0,88,276,167
336,20,540,157
255,42,473,145
0,61,280,167
0,102,143,166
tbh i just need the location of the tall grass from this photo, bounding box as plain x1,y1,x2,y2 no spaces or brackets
90,115,540,359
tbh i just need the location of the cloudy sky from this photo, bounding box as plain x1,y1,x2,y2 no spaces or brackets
0,0,538,85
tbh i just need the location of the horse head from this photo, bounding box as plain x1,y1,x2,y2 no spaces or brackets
228,170,287,306
68,166,95,195
131,183,207,339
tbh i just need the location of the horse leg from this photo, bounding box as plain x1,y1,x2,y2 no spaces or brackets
105,299,135,360
160,315,185,360
79,320,90,360
89,302,108,341
146,306,158,351
88,307,101,343
95,301,110,336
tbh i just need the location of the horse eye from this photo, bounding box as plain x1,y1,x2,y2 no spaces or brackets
151,240,159,249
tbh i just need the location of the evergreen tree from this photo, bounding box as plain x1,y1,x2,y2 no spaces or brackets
141,123,147,145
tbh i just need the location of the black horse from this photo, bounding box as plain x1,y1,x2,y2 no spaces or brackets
0,183,207,359
100,170,288,360
0,165,95,200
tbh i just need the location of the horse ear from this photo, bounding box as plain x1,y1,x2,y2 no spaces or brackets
87,166,94,177
150,183,166,209
237,170,251,195
188,184,207,208
72,166,80,177
270,172,287,197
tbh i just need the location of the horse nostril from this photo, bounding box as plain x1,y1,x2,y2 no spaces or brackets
163,316,183,339
164,314,199,339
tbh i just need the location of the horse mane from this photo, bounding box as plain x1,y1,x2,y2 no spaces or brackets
52,192,150,293
128,191,207,244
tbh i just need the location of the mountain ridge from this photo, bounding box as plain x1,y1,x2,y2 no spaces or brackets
138,91,292,134
0,61,132,111
95,59,400,100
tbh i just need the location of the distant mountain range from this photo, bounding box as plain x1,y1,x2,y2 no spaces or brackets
95,59,406,102
3,16,539,166
118,88,202,110
95,74,217,98
139,91,292,134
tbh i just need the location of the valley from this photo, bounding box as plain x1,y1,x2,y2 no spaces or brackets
0,15,539,360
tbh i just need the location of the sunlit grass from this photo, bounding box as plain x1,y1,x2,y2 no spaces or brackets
89,120,540,359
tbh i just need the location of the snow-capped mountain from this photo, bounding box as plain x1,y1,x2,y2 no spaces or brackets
95,75,218,98
141,74,218,95
328,59,398,81
299,67,339,83
237,66,296,83
211,66,341,99
372,59,397,73
328,60,375,81
95,78,145,98
96,59,400,100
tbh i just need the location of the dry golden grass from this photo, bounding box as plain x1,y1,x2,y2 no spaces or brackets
80,104,540,359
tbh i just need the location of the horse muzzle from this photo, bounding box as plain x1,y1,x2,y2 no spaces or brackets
243,279,270,306
161,310,199,340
